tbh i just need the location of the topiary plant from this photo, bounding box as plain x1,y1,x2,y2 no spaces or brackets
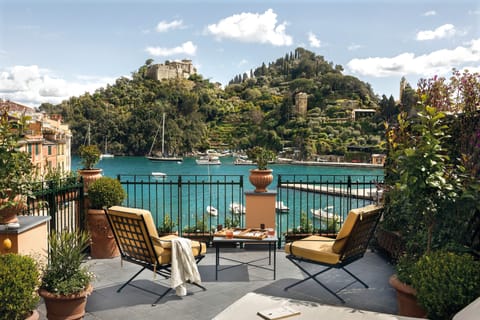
410,251,480,320
0,253,40,320
78,145,101,170
88,176,126,209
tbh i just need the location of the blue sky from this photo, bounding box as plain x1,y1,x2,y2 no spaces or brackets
1,0,479,108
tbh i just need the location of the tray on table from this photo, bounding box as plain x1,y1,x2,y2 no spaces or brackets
214,228,268,240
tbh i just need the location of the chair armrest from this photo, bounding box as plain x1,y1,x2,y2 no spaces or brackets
151,235,172,248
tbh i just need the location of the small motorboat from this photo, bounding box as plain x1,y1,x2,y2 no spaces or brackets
229,202,246,214
152,172,167,179
276,201,289,213
206,205,218,216
310,206,341,222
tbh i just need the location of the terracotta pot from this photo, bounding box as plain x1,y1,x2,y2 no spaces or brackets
87,208,119,259
389,274,427,318
0,193,25,224
39,284,93,320
249,169,274,192
77,169,102,194
25,309,40,320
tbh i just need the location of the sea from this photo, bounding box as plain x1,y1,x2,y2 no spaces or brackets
73,156,384,234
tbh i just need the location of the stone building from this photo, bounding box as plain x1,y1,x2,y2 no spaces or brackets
295,92,308,116
146,59,197,81
1,100,72,177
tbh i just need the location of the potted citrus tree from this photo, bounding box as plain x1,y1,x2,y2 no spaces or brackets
246,146,275,192
87,176,126,258
77,144,102,193
39,230,94,320
0,108,34,226
0,253,40,320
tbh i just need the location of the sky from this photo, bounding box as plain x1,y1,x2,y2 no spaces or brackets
0,0,479,108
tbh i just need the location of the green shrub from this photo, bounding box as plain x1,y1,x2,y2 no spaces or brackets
411,251,480,320
88,176,126,209
41,230,94,295
157,213,177,234
0,253,40,320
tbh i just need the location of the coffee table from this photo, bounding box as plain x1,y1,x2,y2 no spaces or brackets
213,235,278,280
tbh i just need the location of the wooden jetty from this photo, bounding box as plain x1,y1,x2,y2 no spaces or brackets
279,183,379,201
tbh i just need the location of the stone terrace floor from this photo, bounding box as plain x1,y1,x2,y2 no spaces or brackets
37,246,399,320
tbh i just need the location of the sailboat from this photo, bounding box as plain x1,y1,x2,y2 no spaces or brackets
100,137,114,159
146,113,183,162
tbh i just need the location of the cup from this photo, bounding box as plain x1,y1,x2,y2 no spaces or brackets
260,223,265,230
267,228,275,236
225,229,233,239
217,224,223,231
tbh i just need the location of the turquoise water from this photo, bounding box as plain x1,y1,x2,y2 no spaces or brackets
75,156,384,234
73,156,384,189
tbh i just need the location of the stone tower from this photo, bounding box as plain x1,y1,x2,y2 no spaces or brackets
295,92,308,116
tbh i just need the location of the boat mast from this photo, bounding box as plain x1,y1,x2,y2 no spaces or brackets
161,112,165,156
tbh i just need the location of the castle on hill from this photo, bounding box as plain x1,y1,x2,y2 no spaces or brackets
146,59,197,81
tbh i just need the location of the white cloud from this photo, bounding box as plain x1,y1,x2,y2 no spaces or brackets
207,9,292,46
156,19,184,33
423,10,436,16
0,65,115,107
347,38,480,77
145,41,197,57
237,59,248,67
308,32,321,48
416,24,456,41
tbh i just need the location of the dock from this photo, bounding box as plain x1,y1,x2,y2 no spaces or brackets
279,183,380,200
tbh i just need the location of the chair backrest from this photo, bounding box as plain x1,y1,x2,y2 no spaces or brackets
105,206,159,265
333,204,383,263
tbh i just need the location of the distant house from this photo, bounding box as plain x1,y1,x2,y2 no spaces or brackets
1,100,72,176
351,109,376,121
371,154,386,165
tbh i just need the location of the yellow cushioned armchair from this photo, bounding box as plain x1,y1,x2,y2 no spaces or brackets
105,206,207,305
284,204,383,303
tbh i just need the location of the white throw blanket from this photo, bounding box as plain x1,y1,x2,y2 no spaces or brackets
170,237,202,296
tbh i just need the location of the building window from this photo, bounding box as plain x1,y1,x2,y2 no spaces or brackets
27,144,32,154
35,144,40,155
48,145,52,155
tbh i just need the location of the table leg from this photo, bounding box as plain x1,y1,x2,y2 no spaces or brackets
215,245,219,280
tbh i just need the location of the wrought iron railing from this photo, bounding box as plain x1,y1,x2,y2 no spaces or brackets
23,177,85,233
277,174,384,241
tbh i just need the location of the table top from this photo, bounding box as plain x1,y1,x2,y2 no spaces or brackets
213,235,278,243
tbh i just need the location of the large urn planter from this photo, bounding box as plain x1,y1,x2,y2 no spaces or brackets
249,169,273,193
87,208,119,259
0,193,25,225
39,284,93,320
389,274,427,318
77,169,102,194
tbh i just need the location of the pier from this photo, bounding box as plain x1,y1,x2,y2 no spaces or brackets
280,183,380,201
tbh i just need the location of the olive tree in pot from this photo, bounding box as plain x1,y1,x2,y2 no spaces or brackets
246,146,275,192
87,176,126,258
77,145,102,194
0,108,35,227
39,230,94,320
0,253,40,320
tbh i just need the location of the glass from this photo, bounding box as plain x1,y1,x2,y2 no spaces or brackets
267,228,275,236
225,229,233,239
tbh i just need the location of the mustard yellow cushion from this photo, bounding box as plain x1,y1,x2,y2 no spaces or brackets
285,235,340,265
108,206,159,238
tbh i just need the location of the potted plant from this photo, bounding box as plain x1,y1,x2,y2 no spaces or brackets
39,230,94,320
157,213,177,236
384,73,480,318
77,144,102,193
87,176,126,258
410,251,480,320
183,217,214,245
246,146,275,192
0,108,35,226
284,212,315,242
0,253,40,320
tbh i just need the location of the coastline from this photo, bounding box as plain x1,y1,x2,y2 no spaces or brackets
288,160,384,169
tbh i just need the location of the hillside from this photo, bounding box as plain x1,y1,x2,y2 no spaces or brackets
39,48,386,160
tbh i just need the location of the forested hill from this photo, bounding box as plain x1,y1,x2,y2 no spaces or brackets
39,47,386,159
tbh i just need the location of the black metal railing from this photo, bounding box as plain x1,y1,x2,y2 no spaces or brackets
277,174,384,241
118,174,244,243
23,177,85,233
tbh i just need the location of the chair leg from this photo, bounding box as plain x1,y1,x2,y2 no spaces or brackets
284,257,345,303
343,267,368,288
